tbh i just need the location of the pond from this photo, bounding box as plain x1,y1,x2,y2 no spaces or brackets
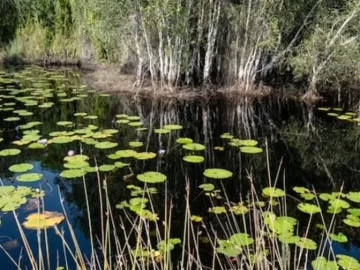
0,66,360,269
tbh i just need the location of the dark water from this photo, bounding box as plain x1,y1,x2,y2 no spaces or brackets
0,66,360,269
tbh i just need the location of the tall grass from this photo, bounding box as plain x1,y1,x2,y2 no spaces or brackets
1,154,344,270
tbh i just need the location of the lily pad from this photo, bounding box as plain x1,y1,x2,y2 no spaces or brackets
23,211,65,230
134,152,156,160
297,203,321,214
9,163,34,173
163,124,183,130
0,149,21,156
154,129,171,134
99,165,116,172
262,187,285,198
199,183,215,191
114,162,130,168
183,143,205,151
59,169,86,179
183,155,204,163
176,138,193,144
95,141,118,149
129,141,143,148
16,173,43,182
240,146,263,154
115,149,137,158
4,117,20,122
137,171,167,183
330,233,348,243
203,168,233,179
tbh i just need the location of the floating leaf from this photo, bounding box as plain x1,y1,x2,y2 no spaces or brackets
204,168,233,179
23,211,65,230
56,121,73,127
128,122,143,127
312,257,338,270
137,171,167,183
154,129,170,134
9,163,34,173
262,187,285,197
292,237,317,250
330,233,348,243
114,162,130,168
183,155,204,163
59,169,86,179
0,148,21,156
293,187,311,194
134,152,156,160
183,143,205,151
4,117,20,122
297,203,321,214
28,142,46,149
229,233,254,246
199,183,215,191
176,138,193,144
163,124,183,130
95,141,118,149
115,149,137,158
337,255,360,270
99,164,116,172
129,141,143,148
16,173,43,182
240,146,263,154
347,192,360,203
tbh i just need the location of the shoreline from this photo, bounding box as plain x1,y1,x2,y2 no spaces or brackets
0,55,322,102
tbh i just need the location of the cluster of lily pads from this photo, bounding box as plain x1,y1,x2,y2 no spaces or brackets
318,107,360,124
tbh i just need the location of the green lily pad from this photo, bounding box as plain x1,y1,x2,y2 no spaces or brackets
129,141,143,148
347,192,360,203
99,165,116,172
95,141,118,149
203,168,233,179
4,117,20,122
84,115,98,120
183,143,205,151
102,129,119,134
116,114,128,118
115,149,137,158
128,122,143,127
292,236,317,250
163,124,183,130
56,121,73,127
9,163,34,173
16,173,43,182
199,183,215,191
183,155,204,163
114,162,130,168
28,142,46,149
0,148,21,156
51,136,74,144
262,187,285,197
127,116,140,121
176,138,193,144
154,129,170,134
74,112,87,117
330,233,348,243
134,152,156,160
137,171,167,183
240,146,263,154
311,257,338,270
64,160,90,169
337,255,360,270
116,119,130,124
343,218,360,227
297,203,321,214
229,233,254,246
59,169,86,179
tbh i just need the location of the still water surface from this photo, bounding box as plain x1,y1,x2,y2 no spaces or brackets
0,66,359,269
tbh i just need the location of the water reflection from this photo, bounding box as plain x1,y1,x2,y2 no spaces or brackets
0,66,359,268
